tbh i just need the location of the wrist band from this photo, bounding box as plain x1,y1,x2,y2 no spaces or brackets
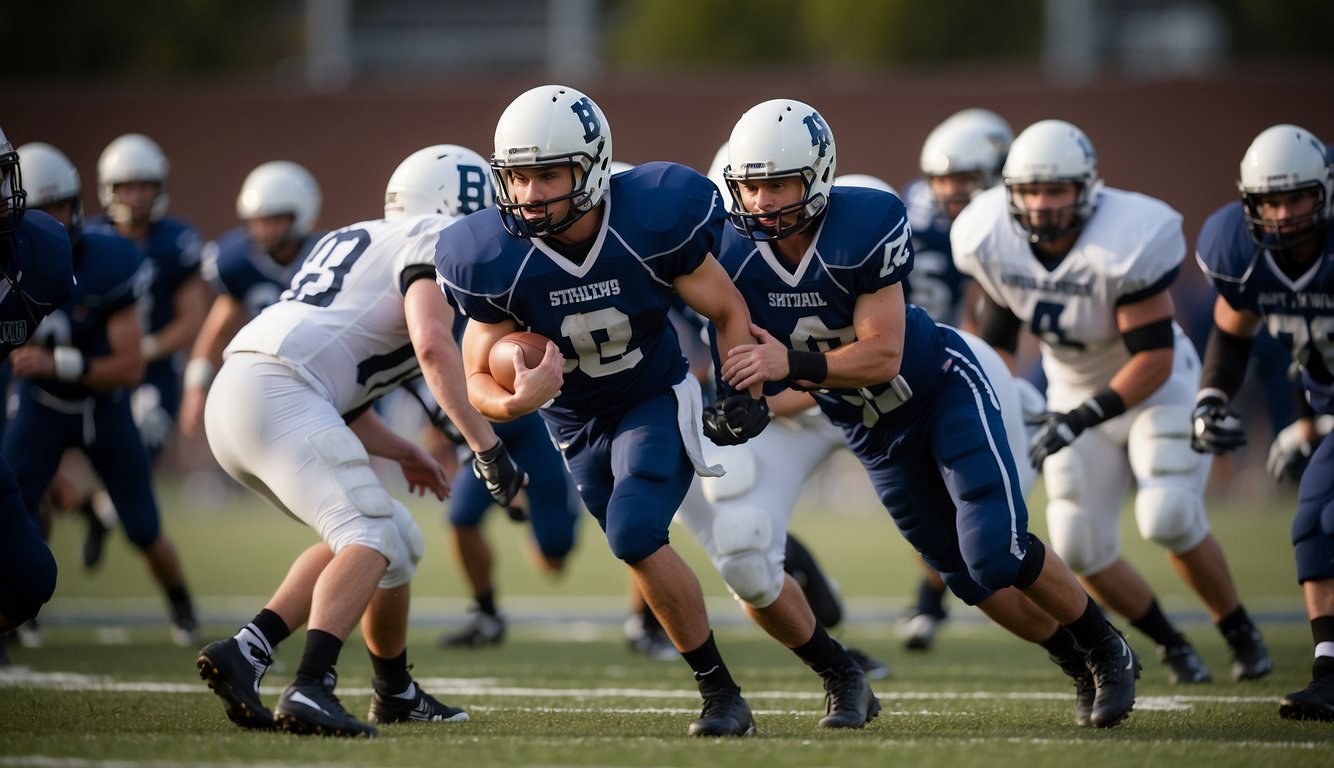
53,347,85,382
141,334,160,361
183,358,215,390
786,349,828,383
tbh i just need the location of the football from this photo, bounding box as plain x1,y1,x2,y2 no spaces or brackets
488,331,552,393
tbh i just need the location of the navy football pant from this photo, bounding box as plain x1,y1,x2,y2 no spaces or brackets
449,413,580,560
0,456,57,625
550,390,694,565
2,386,161,548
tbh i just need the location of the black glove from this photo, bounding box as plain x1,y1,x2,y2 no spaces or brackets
1190,395,1246,455
703,394,771,446
473,441,528,520
1266,422,1317,483
1028,409,1089,469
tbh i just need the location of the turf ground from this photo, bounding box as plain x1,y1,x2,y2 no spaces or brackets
2,459,1331,767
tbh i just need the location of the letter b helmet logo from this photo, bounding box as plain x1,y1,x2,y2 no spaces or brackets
570,97,602,144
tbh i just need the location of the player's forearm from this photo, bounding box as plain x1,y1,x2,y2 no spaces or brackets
81,350,146,390
346,409,415,461
1106,348,1173,410
418,345,499,452
821,335,903,389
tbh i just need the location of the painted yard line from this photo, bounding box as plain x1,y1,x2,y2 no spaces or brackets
0,667,1282,709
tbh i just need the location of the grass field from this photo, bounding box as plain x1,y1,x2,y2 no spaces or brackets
2,462,1331,767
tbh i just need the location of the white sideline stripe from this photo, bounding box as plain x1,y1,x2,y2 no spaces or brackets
0,667,1283,709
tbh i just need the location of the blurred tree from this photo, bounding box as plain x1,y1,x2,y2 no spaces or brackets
1218,0,1334,59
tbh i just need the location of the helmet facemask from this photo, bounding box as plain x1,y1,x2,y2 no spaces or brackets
724,167,828,241
492,148,604,238
0,146,25,236
1005,179,1094,244
1242,183,1329,254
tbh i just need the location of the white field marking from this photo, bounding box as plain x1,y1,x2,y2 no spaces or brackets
0,667,1281,711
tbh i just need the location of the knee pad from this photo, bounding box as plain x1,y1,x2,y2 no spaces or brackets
713,504,781,607
1042,450,1116,574
700,444,756,502
379,500,424,589
1127,406,1208,553
1135,485,1208,553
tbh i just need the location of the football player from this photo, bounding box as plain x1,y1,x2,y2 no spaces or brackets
439,84,787,737
196,146,524,737
716,99,1139,729
66,133,208,569
380,146,581,651
177,160,325,436
0,126,74,640
1193,124,1334,721
951,119,1272,686
3,141,199,644
897,109,1017,650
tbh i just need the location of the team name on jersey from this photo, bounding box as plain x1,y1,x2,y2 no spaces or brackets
549,279,622,307
0,320,27,345
768,291,829,308
1258,290,1334,311
1001,272,1094,297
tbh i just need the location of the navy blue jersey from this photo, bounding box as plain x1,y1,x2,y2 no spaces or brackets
902,177,970,324
438,162,721,426
28,231,145,400
201,227,325,320
716,185,949,448
1196,202,1334,412
1,211,75,361
86,214,202,335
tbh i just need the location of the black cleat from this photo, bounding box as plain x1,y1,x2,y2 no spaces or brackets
78,500,112,571
275,671,378,738
440,609,505,648
1086,629,1140,728
197,638,275,730
844,646,890,681
1051,651,1095,727
1157,643,1212,684
687,689,756,737
818,667,881,728
1224,624,1273,681
368,682,469,724
1279,672,1334,722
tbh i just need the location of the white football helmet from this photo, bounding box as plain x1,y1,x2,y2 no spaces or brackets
491,84,612,237
1237,124,1332,251
236,160,321,239
1002,119,1102,243
724,98,837,240
98,133,170,224
705,142,729,197
941,108,1014,170
919,117,1004,211
17,142,83,234
0,125,24,234
834,173,900,198
385,144,494,220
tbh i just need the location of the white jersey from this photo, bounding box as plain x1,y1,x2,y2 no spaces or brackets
951,186,1186,395
226,214,457,416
